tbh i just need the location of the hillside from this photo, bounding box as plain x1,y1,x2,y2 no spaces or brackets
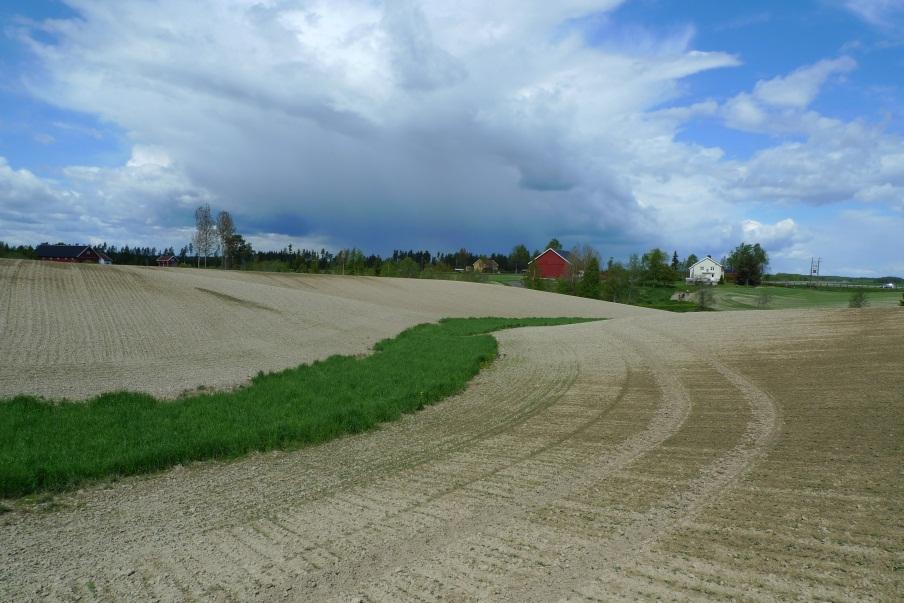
0,259,650,400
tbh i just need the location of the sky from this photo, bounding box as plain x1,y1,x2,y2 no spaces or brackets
1,0,903,276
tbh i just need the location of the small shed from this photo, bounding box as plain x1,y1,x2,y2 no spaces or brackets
472,258,499,273
155,255,178,267
529,248,571,279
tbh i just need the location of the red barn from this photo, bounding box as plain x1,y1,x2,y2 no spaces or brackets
156,254,178,267
36,244,112,264
529,248,571,279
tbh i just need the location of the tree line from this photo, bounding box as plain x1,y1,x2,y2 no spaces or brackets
0,204,771,295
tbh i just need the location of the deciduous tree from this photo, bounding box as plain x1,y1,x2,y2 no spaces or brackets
728,243,769,286
193,204,215,268
684,253,698,272
577,256,601,299
216,210,236,269
399,257,419,278
641,248,674,285
510,244,530,273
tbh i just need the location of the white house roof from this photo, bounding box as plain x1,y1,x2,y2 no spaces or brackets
688,256,723,269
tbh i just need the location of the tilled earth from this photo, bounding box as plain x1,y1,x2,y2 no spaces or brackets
0,259,646,400
1,305,901,601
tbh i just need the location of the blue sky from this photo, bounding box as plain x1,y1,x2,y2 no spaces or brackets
1,0,903,276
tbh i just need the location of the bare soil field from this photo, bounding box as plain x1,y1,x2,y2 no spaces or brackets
1,261,901,601
0,259,647,400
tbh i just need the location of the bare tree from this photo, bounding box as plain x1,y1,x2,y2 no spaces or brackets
216,210,236,270
193,204,215,268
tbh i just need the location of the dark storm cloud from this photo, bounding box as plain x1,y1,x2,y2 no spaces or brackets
1,1,902,275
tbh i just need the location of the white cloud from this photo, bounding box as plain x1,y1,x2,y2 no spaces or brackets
0,149,211,247
738,218,802,249
752,57,856,108
720,56,858,136
732,120,904,206
2,1,903,275
841,0,904,27
10,0,740,253
126,146,172,169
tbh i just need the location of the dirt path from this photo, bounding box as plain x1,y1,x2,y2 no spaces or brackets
2,308,901,601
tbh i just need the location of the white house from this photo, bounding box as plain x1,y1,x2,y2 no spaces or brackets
687,256,723,284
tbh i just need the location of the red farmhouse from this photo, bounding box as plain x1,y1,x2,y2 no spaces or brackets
156,254,178,267
36,244,112,264
530,248,571,279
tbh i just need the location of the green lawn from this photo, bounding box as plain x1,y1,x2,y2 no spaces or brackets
0,317,597,498
635,285,702,312
711,284,902,310
482,273,525,285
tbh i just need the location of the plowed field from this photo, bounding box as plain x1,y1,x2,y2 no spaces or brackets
0,259,645,400
1,260,901,601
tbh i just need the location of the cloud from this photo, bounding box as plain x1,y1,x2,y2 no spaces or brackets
721,56,856,134
0,157,67,214
738,218,802,250
0,148,211,247
732,120,904,206
9,0,740,253
708,56,904,211
2,1,903,276
841,0,904,27
752,57,856,108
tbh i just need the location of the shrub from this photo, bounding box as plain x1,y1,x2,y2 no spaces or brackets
696,285,714,310
849,290,869,308
756,288,773,309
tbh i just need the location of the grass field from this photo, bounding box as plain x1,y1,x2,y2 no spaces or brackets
0,317,595,498
711,284,902,310
482,273,524,285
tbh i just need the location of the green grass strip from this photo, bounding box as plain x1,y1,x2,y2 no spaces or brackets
0,317,598,498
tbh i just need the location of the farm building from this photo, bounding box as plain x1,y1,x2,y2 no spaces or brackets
36,244,112,264
529,248,571,279
687,256,723,284
472,258,499,273
156,255,178,267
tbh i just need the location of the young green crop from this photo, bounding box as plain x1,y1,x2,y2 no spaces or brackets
0,317,598,498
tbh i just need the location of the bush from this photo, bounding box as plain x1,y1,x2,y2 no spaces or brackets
696,285,714,310
849,290,869,308
756,288,773,309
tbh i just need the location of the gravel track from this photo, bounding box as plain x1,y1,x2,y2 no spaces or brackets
1,262,901,601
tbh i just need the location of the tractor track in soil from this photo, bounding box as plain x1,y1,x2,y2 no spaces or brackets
1,265,900,601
